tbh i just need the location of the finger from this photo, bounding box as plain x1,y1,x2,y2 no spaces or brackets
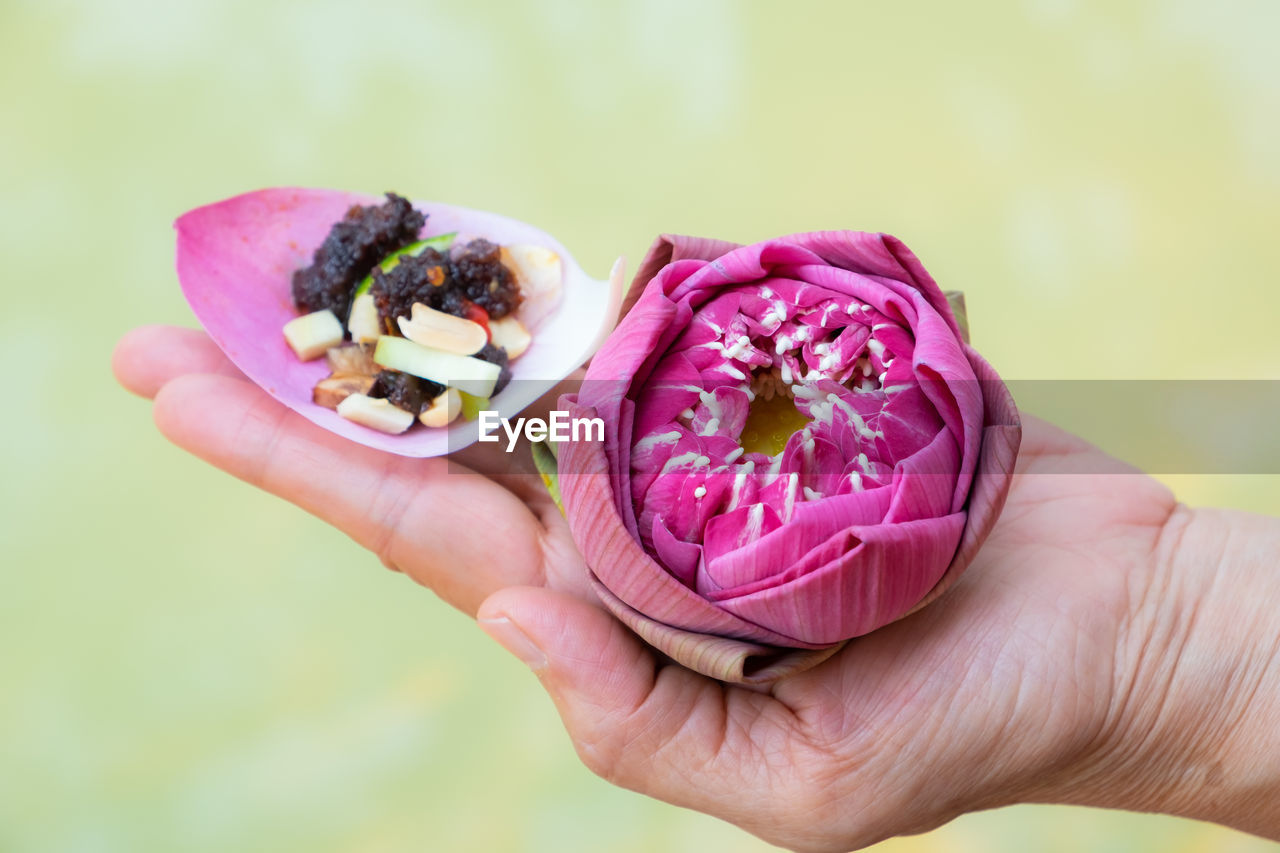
477,587,787,826
152,372,563,613
113,325,245,399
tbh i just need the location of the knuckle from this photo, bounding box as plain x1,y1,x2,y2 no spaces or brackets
367,467,423,569
571,727,631,787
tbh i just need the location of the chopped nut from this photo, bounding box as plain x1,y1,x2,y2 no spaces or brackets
336,393,415,434
397,302,489,355
419,388,463,427
487,316,531,360
502,244,562,330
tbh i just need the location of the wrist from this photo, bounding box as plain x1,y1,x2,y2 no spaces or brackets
1087,505,1280,836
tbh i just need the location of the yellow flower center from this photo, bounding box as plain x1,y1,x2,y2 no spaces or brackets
739,392,809,456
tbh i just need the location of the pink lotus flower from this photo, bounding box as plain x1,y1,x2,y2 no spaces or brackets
556,232,1021,683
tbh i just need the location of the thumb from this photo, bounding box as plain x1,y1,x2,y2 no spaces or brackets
477,585,656,723
476,587,705,793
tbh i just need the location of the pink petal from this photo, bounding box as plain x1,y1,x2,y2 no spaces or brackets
559,421,824,648
907,345,1022,613
714,513,967,645
590,578,845,684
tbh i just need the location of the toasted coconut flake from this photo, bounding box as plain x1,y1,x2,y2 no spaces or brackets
326,344,378,377
313,374,376,409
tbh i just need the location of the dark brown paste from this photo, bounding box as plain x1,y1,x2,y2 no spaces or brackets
474,342,512,395
451,238,521,319
369,239,522,327
367,369,442,415
291,193,424,322
370,249,466,326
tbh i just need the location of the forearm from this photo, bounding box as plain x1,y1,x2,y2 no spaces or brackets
1093,505,1280,837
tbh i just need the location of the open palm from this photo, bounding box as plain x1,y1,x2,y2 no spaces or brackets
115,324,1178,852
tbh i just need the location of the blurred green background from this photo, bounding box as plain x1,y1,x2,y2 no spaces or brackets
3,0,1278,850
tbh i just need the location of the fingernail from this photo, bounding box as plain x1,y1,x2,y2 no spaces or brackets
479,615,548,671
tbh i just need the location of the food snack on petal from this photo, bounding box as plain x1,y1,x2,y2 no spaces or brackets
555,232,1021,684
175,187,622,457
286,193,531,435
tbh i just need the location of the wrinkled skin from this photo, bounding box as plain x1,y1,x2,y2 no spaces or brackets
114,324,1280,851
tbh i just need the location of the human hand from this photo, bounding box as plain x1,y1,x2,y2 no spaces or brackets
112,324,591,617
113,324,1280,851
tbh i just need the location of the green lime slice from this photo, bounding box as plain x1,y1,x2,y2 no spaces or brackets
354,232,457,298
530,439,564,515
456,390,491,421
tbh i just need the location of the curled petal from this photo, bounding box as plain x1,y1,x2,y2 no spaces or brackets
559,231,1020,683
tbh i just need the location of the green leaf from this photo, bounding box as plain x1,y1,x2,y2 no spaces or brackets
944,290,970,344
530,439,564,515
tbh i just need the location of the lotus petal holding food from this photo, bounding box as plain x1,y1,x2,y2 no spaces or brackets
556,232,1021,683
175,188,622,457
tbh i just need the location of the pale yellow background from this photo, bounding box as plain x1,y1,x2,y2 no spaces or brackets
2,1,1278,851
